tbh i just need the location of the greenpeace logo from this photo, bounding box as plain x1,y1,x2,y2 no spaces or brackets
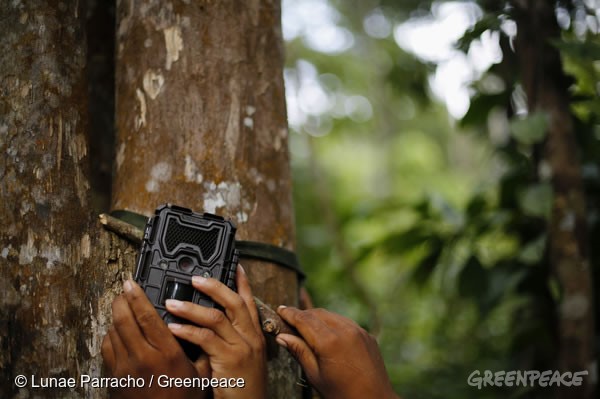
467,370,588,389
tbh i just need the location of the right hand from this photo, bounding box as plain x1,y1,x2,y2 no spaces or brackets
276,307,400,399
101,280,210,399
165,265,267,399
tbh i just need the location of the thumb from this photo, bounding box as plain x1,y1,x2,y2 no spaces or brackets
276,333,319,376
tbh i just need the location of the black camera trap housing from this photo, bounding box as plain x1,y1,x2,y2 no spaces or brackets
134,204,239,359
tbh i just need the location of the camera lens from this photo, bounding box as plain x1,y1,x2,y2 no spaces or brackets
164,281,194,302
178,256,194,272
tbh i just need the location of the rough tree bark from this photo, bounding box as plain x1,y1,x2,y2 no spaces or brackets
513,1,596,398
113,1,300,398
1,0,298,398
0,1,133,398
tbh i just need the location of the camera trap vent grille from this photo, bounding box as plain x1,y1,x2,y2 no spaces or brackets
164,218,219,259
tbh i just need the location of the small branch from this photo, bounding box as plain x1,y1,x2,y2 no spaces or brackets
98,213,143,244
254,296,298,336
98,213,298,337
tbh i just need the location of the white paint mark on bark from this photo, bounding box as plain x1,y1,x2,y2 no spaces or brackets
143,69,164,100
39,243,62,267
145,180,159,193
135,88,147,130
236,211,248,223
184,155,203,183
68,133,87,162
19,231,37,265
151,162,172,181
116,143,126,170
203,181,243,213
146,162,173,192
274,127,288,151
144,38,153,48
81,234,90,258
244,106,255,129
249,167,265,184
163,25,183,70
1,245,11,258
34,166,43,179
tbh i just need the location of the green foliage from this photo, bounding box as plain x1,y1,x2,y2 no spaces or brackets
509,112,549,145
286,0,599,397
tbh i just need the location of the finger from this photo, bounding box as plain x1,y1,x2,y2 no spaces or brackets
111,295,148,355
236,265,262,336
277,306,335,350
123,280,179,350
108,327,127,363
276,333,319,377
168,323,227,357
191,275,255,336
165,299,240,344
101,333,115,371
193,354,211,378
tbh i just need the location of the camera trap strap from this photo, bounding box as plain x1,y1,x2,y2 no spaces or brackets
108,210,305,282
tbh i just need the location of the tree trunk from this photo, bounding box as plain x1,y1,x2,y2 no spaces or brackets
113,1,300,398
1,0,298,398
0,1,134,398
514,2,596,398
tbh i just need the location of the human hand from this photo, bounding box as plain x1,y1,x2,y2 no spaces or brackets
276,307,400,399
101,280,210,399
165,265,267,399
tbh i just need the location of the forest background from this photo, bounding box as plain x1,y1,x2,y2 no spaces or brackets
283,1,599,398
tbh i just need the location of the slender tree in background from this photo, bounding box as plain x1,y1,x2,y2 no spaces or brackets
0,0,300,398
513,1,595,398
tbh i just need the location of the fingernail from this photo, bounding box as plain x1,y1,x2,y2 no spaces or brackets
275,337,288,348
192,275,206,285
238,264,246,274
278,305,287,310
168,323,182,330
123,280,133,293
165,299,182,309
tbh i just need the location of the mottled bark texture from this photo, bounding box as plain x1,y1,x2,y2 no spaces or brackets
113,1,300,398
513,1,596,398
0,1,134,398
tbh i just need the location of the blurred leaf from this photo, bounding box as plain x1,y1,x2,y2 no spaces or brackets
518,234,547,264
518,183,553,218
551,38,600,61
509,112,549,145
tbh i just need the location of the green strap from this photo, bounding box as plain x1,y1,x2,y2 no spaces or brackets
110,210,305,281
